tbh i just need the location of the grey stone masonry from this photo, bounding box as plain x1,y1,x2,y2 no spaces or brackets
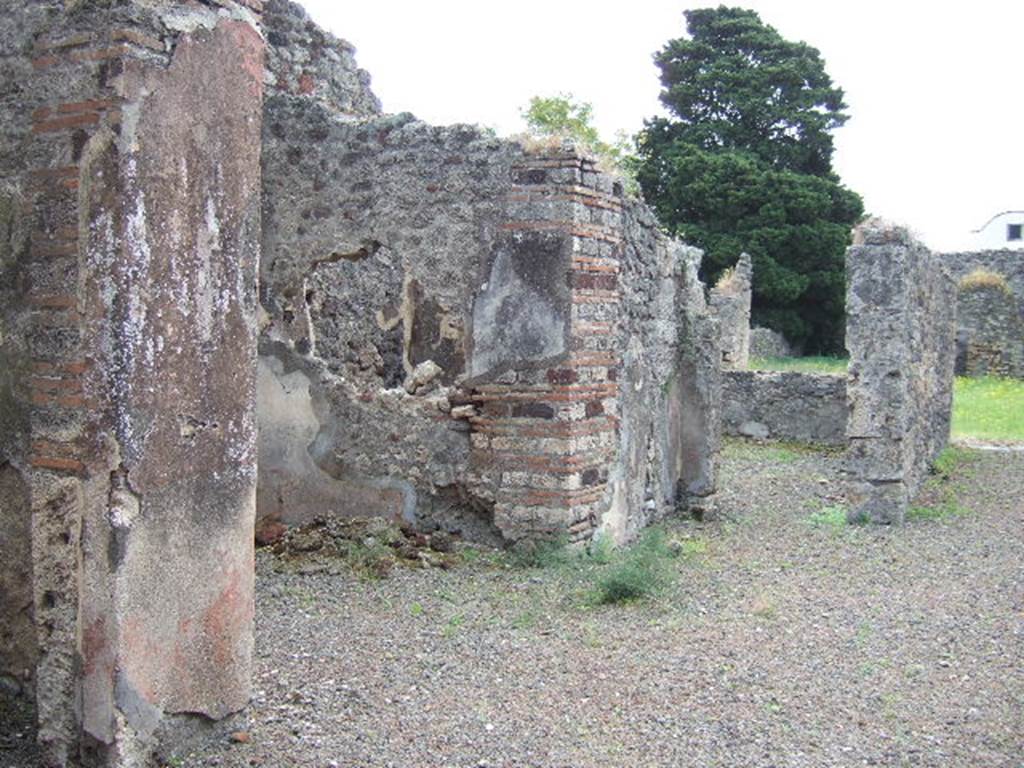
749,326,794,359
845,221,957,524
937,250,1023,379
709,252,752,369
955,279,1023,378
722,371,846,446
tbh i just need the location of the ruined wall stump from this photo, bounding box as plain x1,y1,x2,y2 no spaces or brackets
844,221,956,524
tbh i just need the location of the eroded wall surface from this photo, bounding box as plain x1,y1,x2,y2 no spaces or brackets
939,251,1023,377
1,2,263,764
0,0,52,700
845,221,956,524
722,371,846,445
257,9,721,545
709,252,752,369
955,281,1022,378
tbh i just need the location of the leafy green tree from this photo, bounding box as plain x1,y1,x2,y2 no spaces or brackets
521,94,636,188
637,7,863,352
522,94,604,150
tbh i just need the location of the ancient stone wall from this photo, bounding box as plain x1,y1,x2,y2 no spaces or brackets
938,249,1024,301
463,156,720,544
954,278,1023,378
748,326,794,359
259,98,521,538
0,0,54,703
259,108,720,544
938,250,1023,377
1,2,263,765
257,21,720,545
845,221,957,524
709,252,752,369
722,371,846,445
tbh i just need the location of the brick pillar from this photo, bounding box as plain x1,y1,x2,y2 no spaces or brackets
467,153,623,543
18,4,264,764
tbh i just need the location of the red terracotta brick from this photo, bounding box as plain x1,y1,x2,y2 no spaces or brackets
33,112,99,133
29,455,85,474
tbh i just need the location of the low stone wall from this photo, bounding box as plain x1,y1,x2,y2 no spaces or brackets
845,221,956,524
722,371,846,445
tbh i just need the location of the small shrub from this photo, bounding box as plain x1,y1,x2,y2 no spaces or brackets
591,528,672,605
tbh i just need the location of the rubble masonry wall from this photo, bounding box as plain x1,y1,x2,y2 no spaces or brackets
722,371,846,446
845,222,957,523
708,252,751,369
257,2,720,545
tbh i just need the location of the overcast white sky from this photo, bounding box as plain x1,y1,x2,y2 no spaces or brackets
299,0,1023,252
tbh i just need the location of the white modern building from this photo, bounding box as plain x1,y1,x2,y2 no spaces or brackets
969,211,1024,250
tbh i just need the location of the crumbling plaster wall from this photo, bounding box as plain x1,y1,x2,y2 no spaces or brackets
0,0,56,700
257,2,720,544
259,99,522,535
845,221,956,524
601,204,720,541
2,2,264,765
709,252,752,369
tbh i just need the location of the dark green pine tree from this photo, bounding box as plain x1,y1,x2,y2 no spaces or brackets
637,7,864,353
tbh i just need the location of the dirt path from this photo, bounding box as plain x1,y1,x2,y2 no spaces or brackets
4,443,1022,767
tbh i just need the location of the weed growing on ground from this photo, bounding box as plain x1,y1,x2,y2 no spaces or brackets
806,504,849,528
442,612,465,638
507,535,574,569
908,446,978,522
591,528,675,605
906,500,968,522
340,539,395,579
931,445,977,479
723,438,838,464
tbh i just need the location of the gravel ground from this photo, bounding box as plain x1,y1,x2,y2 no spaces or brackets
3,442,1022,767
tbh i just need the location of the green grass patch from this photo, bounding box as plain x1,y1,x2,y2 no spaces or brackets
951,376,1024,443
504,526,707,608
806,504,849,528
907,446,978,523
748,356,848,375
722,438,830,463
906,501,968,522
